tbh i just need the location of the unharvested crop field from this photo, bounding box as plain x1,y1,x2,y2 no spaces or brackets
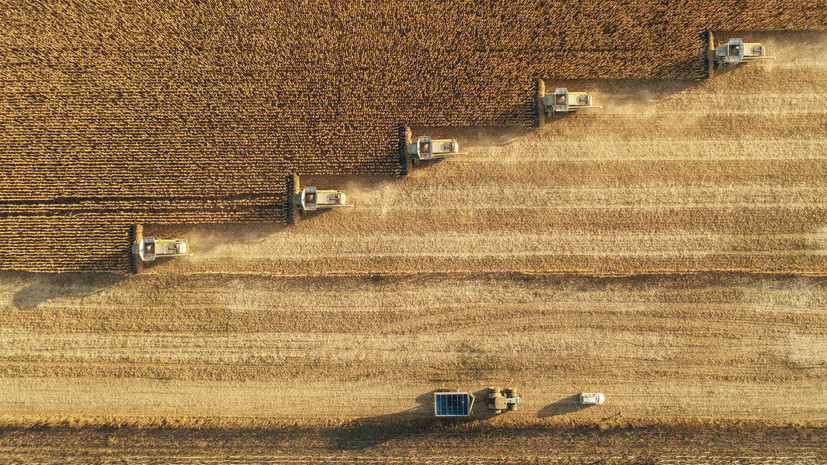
1,0,826,462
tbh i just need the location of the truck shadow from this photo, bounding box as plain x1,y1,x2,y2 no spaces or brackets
537,394,593,418
329,389,438,451
331,388,508,451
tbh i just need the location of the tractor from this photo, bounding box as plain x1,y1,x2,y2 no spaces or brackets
487,386,522,414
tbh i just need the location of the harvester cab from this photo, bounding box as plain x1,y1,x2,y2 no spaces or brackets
297,187,352,212
715,38,775,65
407,136,467,164
543,88,601,116
487,386,522,414
132,237,191,262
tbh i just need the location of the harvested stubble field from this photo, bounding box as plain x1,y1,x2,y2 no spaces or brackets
1,0,827,462
1,1,826,272
0,272,825,462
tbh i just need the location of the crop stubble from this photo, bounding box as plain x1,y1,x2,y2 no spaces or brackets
0,272,824,421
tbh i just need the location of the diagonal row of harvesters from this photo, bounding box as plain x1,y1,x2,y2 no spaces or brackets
131,37,775,273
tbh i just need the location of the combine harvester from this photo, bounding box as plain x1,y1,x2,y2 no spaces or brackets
286,174,353,225
706,33,775,76
537,80,601,126
131,225,191,273
714,37,776,66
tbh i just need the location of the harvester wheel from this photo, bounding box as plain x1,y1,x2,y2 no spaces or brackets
509,404,518,412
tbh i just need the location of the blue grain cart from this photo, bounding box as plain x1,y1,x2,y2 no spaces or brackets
434,391,475,417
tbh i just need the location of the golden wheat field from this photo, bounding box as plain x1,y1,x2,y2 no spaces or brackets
1,0,826,463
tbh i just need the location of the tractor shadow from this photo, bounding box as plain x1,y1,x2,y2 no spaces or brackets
537,394,594,418
329,389,439,451
6,271,126,310
330,388,507,451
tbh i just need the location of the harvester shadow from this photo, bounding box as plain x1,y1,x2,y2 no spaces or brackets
537,394,593,418
707,60,744,78
540,110,576,125
7,271,126,310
